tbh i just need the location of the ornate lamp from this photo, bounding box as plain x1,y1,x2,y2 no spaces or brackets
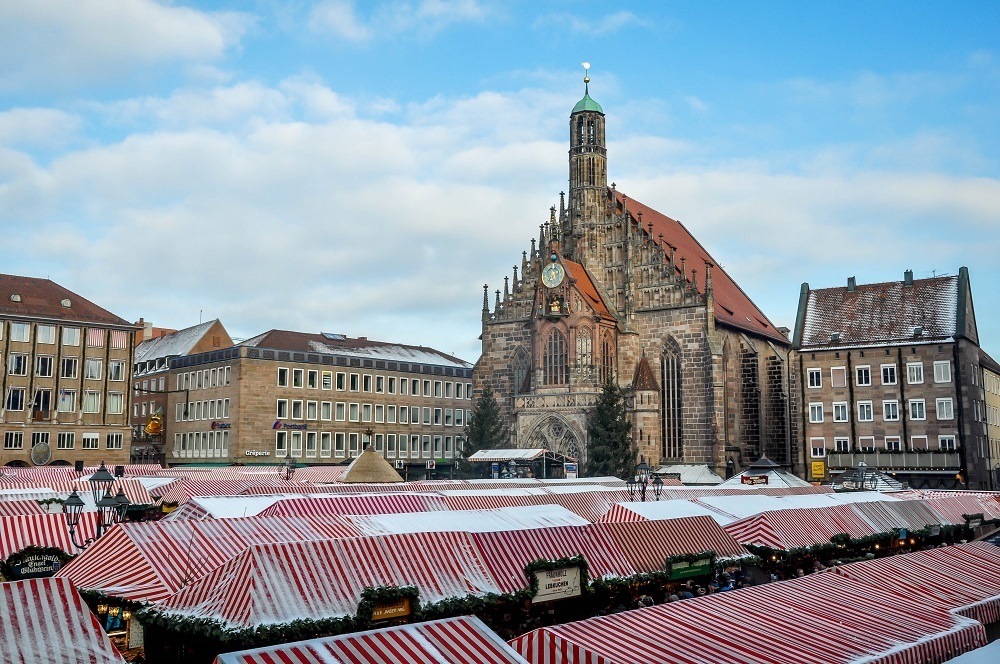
284,456,296,481
636,461,651,484
88,462,115,505
96,491,120,531
652,474,664,501
626,475,638,501
113,489,131,523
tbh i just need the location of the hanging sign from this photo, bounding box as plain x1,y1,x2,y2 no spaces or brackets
810,461,826,480
4,549,68,580
371,598,411,622
531,566,582,604
563,462,579,479
741,474,768,485
665,556,713,581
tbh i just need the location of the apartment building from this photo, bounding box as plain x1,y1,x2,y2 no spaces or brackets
0,275,136,467
165,330,473,475
792,268,991,489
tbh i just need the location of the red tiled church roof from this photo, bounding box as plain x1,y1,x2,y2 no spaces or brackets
614,191,788,344
563,259,613,319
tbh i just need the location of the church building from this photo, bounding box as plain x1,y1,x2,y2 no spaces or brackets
474,72,796,479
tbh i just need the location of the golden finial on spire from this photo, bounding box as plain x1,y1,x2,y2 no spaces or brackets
582,61,590,92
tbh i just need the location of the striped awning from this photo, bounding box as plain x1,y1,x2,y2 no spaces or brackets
213,616,527,664
850,498,945,533
510,570,987,664
256,493,450,518
724,504,878,549
0,576,125,664
0,512,100,558
595,516,748,568
0,478,156,506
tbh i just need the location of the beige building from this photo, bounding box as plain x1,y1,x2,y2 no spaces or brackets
165,330,473,475
981,351,1000,489
0,275,136,468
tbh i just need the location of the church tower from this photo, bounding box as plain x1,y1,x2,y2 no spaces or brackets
564,63,607,262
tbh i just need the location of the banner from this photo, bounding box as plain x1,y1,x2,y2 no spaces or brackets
532,567,582,603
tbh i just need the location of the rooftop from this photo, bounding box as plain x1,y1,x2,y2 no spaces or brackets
0,274,131,327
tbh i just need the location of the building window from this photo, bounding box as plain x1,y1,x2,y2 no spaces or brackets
306,400,318,420
433,381,443,398
276,399,288,419
906,362,924,384
8,353,28,376
883,400,899,421
322,371,333,390
321,401,332,421
939,435,957,451
82,391,100,413
422,407,431,425
807,368,821,388
350,373,360,391
57,432,75,449
336,372,346,390
881,364,897,385
3,432,23,449
601,332,615,383
808,402,824,423
275,431,287,458
832,402,849,422
855,366,871,386
349,403,360,422
107,392,124,415
5,388,25,411
444,409,453,426
320,432,332,458
455,409,464,427
885,436,902,452
375,404,384,423
291,400,303,420
84,358,102,380
62,327,81,346
82,434,99,450
58,389,77,412
10,322,30,342
61,357,78,379
830,367,847,388
810,438,826,458
35,325,55,344
857,401,873,422
35,355,54,377
834,437,850,453
363,375,373,392
933,361,952,383
388,377,396,394
362,404,372,422
387,405,396,424
307,370,319,389
376,376,385,393
423,380,431,397
910,435,928,450
108,360,126,381
334,432,346,457
292,369,304,388
544,329,569,385
909,399,926,420
936,398,954,420
305,431,317,458
513,348,530,394
858,436,875,453
399,406,408,424
349,433,360,456
106,433,123,450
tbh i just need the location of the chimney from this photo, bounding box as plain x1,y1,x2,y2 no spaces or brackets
847,276,856,292
904,269,914,286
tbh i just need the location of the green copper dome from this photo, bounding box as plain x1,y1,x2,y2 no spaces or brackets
572,92,604,114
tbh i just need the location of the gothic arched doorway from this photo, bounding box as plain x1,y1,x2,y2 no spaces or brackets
522,415,584,465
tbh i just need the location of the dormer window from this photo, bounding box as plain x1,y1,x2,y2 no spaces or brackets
9,294,20,302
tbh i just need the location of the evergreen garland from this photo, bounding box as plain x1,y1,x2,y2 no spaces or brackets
524,555,590,595
585,379,636,479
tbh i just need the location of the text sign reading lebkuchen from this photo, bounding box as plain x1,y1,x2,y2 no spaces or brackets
532,566,582,604
371,598,411,622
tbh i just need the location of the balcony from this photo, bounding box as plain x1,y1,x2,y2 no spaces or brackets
513,392,599,411
826,451,961,471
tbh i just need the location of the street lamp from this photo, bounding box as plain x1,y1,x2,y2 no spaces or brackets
652,474,664,501
636,461,651,501
508,459,518,478
62,461,131,550
283,456,296,481
626,475,638,501
88,462,115,505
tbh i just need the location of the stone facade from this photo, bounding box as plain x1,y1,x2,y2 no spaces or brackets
475,83,792,478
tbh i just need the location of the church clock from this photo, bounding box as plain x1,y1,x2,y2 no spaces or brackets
541,262,565,288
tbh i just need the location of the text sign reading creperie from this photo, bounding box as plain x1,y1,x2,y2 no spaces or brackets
371,598,411,621
532,567,582,604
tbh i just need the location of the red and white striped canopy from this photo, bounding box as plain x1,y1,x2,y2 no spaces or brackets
0,478,156,506
256,493,450,518
0,576,125,664
724,504,878,549
0,512,100,558
595,516,748,567
510,569,987,663
156,533,502,628
213,615,527,664
0,499,46,517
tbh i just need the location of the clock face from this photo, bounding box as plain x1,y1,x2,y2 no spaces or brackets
541,262,565,288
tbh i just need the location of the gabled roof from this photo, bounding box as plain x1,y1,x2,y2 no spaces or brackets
135,319,221,364
0,274,131,327
979,349,1000,375
613,192,788,344
796,274,959,349
240,330,472,368
563,258,613,319
631,356,659,391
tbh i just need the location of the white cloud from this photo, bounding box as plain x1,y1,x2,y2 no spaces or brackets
309,0,491,43
533,11,651,36
0,0,250,91
0,108,82,149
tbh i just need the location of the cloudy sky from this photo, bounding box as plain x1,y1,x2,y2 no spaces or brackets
2,1,998,362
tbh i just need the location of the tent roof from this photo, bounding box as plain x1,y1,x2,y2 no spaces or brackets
468,449,575,463
213,615,527,664
0,577,125,664
338,447,404,483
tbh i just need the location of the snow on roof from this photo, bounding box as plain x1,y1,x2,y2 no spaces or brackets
614,499,730,524
187,495,283,518
346,504,589,535
134,320,219,364
943,640,1000,664
239,330,472,369
716,467,813,489
468,449,566,462
656,464,724,485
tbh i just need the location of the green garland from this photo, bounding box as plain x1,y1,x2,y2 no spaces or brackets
1,546,73,580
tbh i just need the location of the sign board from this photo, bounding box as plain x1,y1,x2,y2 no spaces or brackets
371,598,411,622
425,460,436,470
563,462,579,480
531,566,582,604
492,462,500,480
5,552,64,580
741,474,769,485
930,526,941,536
394,460,405,469
810,460,826,480
666,557,713,581
968,518,982,529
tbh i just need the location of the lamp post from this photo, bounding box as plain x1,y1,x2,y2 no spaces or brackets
636,461,651,502
626,475,638,501
508,459,518,479
63,461,131,550
652,474,664,501
283,456,296,481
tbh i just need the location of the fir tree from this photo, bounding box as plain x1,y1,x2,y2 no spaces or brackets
460,385,510,478
586,379,637,479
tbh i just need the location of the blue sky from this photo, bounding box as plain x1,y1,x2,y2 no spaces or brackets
1,1,998,361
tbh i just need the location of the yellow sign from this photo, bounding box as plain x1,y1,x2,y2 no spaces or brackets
811,460,826,480
371,598,411,621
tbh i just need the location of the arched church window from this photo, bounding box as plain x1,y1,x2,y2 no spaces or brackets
661,343,683,459
577,117,585,146
587,120,595,145
544,329,569,385
576,328,593,380
601,331,615,383
513,348,530,394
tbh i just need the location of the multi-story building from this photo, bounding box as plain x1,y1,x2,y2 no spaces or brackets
980,351,1000,489
165,330,473,475
0,275,136,467
476,74,793,478
130,319,232,463
792,268,992,489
